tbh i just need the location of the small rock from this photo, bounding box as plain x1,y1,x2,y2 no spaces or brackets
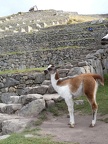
74,100,84,105
46,100,55,108
0,135,10,140
43,94,62,102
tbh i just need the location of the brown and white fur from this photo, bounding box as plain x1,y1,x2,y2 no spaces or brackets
44,64,104,128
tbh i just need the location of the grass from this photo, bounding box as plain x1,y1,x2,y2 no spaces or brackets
47,100,68,116
0,67,46,75
67,15,98,24
0,133,75,144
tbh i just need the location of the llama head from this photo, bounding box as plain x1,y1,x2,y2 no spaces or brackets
44,64,60,75
101,34,108,45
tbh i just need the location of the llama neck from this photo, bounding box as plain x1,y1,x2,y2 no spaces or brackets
51,71,59,92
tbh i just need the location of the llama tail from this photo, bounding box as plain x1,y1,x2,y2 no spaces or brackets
92,74,104,86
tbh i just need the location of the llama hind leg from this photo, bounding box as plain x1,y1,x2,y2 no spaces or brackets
84,80,98,127
91,82,98,127
65,98,75,128
90,102,98,127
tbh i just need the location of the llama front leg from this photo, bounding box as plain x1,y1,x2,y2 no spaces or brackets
65,98,75,128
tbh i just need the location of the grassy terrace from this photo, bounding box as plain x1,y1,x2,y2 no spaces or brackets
0,45,80,56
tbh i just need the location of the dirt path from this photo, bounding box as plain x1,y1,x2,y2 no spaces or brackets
40,113,108,144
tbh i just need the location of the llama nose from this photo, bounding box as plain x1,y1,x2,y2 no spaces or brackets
44,70,48,75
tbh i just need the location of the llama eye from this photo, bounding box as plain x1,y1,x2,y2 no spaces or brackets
48,68,52,71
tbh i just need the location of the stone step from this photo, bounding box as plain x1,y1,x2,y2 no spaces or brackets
0,113,35,135
0,103,22,114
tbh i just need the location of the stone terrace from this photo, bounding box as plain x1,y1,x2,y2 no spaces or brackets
0,10,108,70
0,10,77,37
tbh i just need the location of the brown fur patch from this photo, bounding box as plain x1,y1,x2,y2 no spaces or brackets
57,73,104,94
55,71,59,80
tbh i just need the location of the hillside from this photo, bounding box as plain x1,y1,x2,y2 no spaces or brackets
0,10,108,71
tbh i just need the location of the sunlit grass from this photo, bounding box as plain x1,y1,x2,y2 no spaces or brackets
67,15,98,24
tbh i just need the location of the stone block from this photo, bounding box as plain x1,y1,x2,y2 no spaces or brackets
22,85,49,95
68,67,85,76
42,80,51,85
1,93,18,104
47,84,56,94
18,99,45,117
58,69,69,78
2,118,31,134
95,59,103,76
5,104,22,114
74,100,84,105
46,100,55,108
5,78,19,87
19,94,43,105
83,66,91,73
34,73,45,84
78,61,88,67
9,96,20,104
43,93,62,102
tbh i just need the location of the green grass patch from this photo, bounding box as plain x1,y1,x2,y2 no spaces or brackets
47,100,68,116
75,74,108,115
0,133,75,144
0,67,46,75
0,51,25,56
35,111,48,126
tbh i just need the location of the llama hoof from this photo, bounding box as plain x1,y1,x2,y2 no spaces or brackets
70,124,75,128
89,124,95,128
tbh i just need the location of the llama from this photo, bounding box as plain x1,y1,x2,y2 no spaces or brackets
101,34,108,45
44,64,104,128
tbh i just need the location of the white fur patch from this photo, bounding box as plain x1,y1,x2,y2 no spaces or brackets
72,82,83,98
102,34,108,39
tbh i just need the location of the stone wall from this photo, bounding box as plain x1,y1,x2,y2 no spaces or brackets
0,45,98,71
0,47,108,95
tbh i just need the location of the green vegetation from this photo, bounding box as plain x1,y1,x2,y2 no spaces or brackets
0,133,75,144
35,111,48,126
0,67,46,75
47,100,68,116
